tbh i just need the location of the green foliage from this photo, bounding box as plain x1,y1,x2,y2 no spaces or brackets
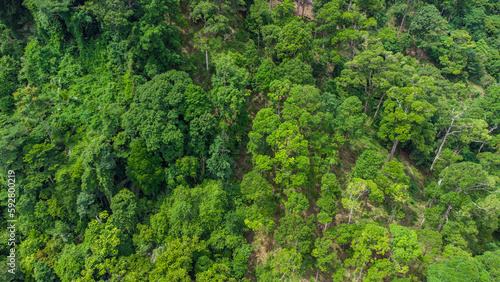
315,0,377,59
247,0,272,50
439,30,476,77
417,228,443,259
275,19,313,60
0,56,19,113
344,223,391,280
410,5,448,49
80,211,130,279
272,0,295,26
54,244,88,282
338,42,417,116
106,254,153,281
110,189,139,234
253,59,278,93
317,173,340,229
248,81,340,195
126,139,163,195
152,180,228,239
427,256,491,282
80,136,117,203
476,249,500,280
374,161,410,207
312,237,338,274
240,172,277,231
122,70,192,162
3,1,500,281
337,96,367,137
426,162,498,251
150,236,206,282
342,178,378,224
274,214,315,256
33,260,56,282
258,247,304,281
352,150,385,180
378,27,412,53
472,84,500,127
277,57,315,85
250,111,310,189
378,83,437,158
390,223,421,266
284,191,309,215
210,53,250,136
207,134,233,180
130,0,181,77
196,262,236,282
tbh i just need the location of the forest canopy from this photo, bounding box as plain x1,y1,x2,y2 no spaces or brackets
0,0,499,281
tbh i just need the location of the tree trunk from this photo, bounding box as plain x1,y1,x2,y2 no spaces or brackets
437,204,453,232
358,263,365,281
321,31,326,50
348,204,355,226
397,0,412,37
373,92,386,120
477,124,498,155
119,178,131,187
430,130,450,171
447,3,455,22
201,155,206,175
364,99,370,114
205,49,209,71
302,0,306,19
388,139,399,162
360,196,369,218
430,110,461,171
478,141,486,155
347,0,353,11
363,72,373,114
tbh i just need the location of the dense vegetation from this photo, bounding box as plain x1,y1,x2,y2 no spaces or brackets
1,0,500,281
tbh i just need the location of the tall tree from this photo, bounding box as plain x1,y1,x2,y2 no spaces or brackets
378,83,436,161
409,5,448,50
425,162,498,251
338,42,417,115
439,30,476,78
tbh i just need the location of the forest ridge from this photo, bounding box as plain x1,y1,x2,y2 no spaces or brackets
0,0,499,281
